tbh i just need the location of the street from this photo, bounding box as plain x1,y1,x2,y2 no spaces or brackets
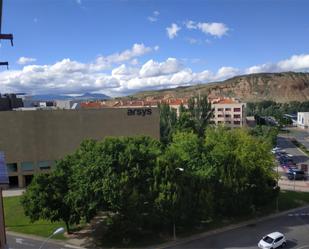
165,206,309,249
288,128,309,150
276,135,309,192
6,233,85,249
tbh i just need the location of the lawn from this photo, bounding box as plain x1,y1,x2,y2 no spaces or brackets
3,196,66,239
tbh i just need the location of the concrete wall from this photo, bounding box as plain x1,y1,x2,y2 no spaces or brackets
0,108,159,187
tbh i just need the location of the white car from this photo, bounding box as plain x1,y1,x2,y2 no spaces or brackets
258,232,286,249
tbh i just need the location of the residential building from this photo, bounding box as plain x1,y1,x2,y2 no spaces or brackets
297,112,309,128
0,108,159,188
211,98,246,127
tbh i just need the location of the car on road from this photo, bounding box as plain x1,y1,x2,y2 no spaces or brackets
286,169,306,180
258,232,286,249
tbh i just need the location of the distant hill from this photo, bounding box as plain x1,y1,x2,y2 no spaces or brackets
128,72,309,103
31,92,110,101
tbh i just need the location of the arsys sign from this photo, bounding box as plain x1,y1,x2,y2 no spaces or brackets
127,108,152,116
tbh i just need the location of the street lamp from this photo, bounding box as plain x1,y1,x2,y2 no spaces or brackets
38,227,65,249
173,167,184,240
293,171,296,191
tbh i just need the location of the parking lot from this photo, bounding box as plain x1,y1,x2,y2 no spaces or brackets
276,135,309,192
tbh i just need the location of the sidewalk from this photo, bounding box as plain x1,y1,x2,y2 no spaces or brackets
279,179,309,192
2,188,24,197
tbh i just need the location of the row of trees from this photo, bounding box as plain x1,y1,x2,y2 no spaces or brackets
246,100,309,126
21,96,279,244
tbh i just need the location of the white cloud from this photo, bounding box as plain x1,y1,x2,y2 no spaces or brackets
215,67,239,79
186,37,202,45
17,57,37,65
91,43,156,70
245,54,309,74
185,20,197,30
139,58,183,78
184,20,229,38
197,22,229,37
4,50,309,97
166,23,181,39
76,0,82,4
148,10,160,22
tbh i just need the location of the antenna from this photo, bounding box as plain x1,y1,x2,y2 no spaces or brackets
0,0,13,69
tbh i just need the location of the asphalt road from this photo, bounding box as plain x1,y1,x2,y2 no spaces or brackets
288,128,309,150
277,135,309,167
165,206,309,249
6,233,84,249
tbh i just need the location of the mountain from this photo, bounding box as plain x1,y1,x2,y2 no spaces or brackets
31,92,110,101
129,72,309,103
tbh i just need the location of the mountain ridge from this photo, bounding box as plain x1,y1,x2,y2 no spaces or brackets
128,72,309,103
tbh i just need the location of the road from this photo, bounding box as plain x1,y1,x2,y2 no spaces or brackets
6,233,85,249
288,128,309,150
277,135,309,167
165,206,309,249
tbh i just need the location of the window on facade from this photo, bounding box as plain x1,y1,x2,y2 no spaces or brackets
225,108,231,111
38,160,53,170
217,108,223,111
218,114,223,118
225,121,231,124
234,114,241,118
7,163,17,173
234,121,241,125
234,108,241,112
21,162,34,171
225,114,231,118
218,121,222,124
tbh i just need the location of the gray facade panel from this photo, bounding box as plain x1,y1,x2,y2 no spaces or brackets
0,108,159,164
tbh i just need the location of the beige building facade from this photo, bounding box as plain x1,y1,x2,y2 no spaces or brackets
0,108,159,188
212,99,246,127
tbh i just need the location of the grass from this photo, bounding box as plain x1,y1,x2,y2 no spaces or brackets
3,196,66,239
291,138,309,156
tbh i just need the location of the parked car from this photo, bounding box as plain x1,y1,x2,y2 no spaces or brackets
258,232,286,249
286,169,306,180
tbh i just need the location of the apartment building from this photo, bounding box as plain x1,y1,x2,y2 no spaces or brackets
211,98,246,127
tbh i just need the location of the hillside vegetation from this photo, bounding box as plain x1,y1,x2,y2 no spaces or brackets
127,72,309,103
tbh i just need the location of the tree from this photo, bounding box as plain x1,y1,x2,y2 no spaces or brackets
21,155,80,233
187,95,214,137
159,103,177,145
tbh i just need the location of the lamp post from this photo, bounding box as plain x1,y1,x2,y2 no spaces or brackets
38,227,64,249
293,171,296,191
173,167,184,240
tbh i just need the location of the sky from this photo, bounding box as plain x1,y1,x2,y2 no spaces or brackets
0,0,309,97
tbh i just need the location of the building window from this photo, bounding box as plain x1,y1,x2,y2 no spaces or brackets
225,121,231,124
38,160,53,170
7,163,17,173
218,121,222,124
218,114,223,118
234,121,241,125
217,108,223,111
225,114,231,118
21,162,34,171
225,108,231,111
234,108,241,112
234,114,241,118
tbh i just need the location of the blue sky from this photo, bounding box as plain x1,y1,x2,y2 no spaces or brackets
0,0,309,96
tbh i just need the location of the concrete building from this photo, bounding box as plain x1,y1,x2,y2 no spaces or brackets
297,112,309,128
211,98,246,127
55,100,81,110
0,108,159,188
0,94,23,111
